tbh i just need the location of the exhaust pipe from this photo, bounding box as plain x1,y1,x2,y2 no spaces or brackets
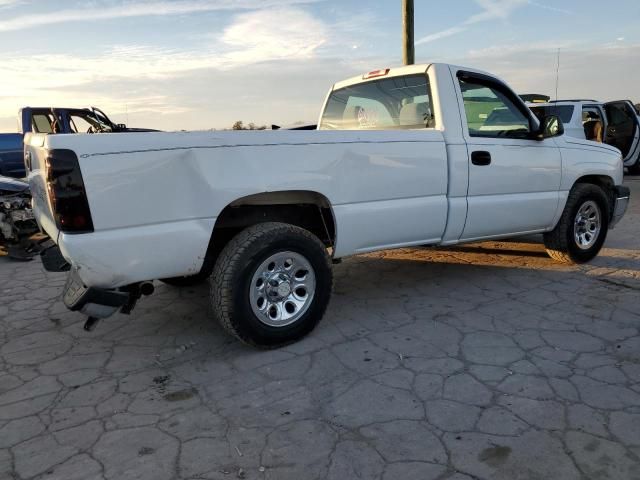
140,282,155,296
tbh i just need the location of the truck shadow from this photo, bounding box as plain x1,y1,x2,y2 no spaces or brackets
5,238,635,361
143,240,638,353
422,237,640,272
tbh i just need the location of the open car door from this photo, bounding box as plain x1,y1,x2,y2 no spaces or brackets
604,100,640,172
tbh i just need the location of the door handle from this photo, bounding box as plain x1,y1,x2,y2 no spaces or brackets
471,151,491,166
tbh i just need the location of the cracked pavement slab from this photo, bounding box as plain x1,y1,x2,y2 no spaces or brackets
1,178,639,480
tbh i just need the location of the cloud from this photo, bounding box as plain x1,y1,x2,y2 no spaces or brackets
0,0,319,32
467,41,577,59
467,0,527,23
414,26,467,45
1,7,328,91
0,56,366,132
220,8,327,64
0,6,342,126
527,1,573,15
414,0,572,46
0,0,22,8
461,42,640,102
416,0,526,45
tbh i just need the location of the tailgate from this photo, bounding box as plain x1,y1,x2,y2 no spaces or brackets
24,133,59,240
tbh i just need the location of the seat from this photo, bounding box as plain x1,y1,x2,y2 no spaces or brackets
399,102,433,128
342,105,363,129
583,119,603,142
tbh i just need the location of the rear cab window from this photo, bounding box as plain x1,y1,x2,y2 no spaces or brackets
319,74,435,130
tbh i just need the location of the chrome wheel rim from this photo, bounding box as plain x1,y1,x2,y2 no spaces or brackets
249,251,316,327
574,200,601,250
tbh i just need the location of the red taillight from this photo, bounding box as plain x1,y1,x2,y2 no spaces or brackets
362,68,390,80
45,150,94,233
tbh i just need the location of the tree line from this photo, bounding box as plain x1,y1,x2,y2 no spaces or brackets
231,121,267,130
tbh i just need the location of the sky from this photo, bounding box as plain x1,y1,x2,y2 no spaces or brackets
0,0,638,132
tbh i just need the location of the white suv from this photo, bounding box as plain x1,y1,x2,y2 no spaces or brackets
530,100,640,174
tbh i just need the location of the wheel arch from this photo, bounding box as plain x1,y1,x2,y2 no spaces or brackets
573,174,615,190
572,174,616,219
199,190,337,277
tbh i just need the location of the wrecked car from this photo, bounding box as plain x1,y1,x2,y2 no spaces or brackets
0,106,158,178
0,176,39,259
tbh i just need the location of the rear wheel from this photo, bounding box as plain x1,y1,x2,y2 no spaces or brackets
211,222,333,347
543,183,610,264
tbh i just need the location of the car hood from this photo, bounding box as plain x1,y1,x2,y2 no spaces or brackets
563,136,622,156
0,175,29,194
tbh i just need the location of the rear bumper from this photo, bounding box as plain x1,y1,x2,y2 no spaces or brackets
610,185,630,228
63,267,129,319
56,218,215,288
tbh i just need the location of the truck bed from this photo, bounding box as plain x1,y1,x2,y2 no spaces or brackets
26,129,449,287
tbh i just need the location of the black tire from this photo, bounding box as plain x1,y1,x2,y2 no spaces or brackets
543,183,610,264
211,222,333,348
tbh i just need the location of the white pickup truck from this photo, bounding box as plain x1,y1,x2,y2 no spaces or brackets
25,63,630,347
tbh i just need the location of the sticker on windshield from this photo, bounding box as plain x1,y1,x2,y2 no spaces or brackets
357,106,379,128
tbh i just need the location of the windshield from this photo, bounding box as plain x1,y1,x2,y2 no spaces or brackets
68,110,114,133
530,105,575,124
319,74,435,130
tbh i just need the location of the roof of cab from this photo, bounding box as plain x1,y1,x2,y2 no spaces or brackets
330,63,497,92
331,63,432,91
529,101,602,108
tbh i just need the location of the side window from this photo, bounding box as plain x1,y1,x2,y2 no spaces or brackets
582,107,603,123
582,107,604,143
320,74,435,130
531,105,574,124
458,77,531,138
32,113,54,133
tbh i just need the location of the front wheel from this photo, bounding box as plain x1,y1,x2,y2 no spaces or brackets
210,222,333,347
543,184,610,264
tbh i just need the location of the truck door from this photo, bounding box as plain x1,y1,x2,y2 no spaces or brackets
603,101,640,164
454,70,562,240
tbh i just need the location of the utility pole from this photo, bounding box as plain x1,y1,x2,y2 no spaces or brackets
402,0,415,65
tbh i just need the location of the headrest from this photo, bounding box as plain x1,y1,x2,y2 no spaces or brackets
583,111,599,121
399,102,430,126
342,106,362,128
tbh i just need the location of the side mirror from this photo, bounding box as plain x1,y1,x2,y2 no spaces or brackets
117,123,127,130
534,115,564,140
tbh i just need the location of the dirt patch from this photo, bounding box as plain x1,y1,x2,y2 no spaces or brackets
164,387,198,402
478,445,512,467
